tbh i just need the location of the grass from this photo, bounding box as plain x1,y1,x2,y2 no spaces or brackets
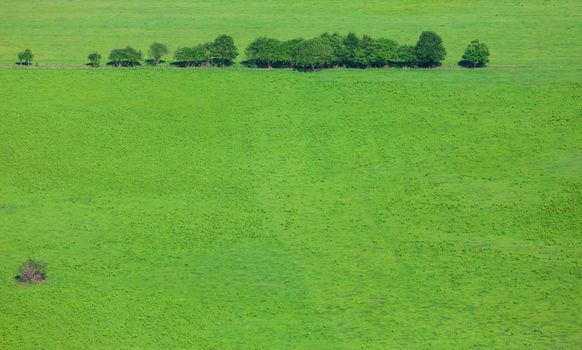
0,1,581,349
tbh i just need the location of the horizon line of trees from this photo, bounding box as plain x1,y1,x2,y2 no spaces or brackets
16,32,490,70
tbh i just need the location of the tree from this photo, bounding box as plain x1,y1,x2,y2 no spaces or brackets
87,52,101,67
320,32,347,68
292,38,334,71
343,32,365,67
415,31,446,67
394,45,417,67
174,44,213,67
245,37,282,68
210,35,238,66
18,48,33,65
174,47,196,67
279,38,304,67
149,42,168,66
109,46,142,67
369,38,399,67
460,40,490,68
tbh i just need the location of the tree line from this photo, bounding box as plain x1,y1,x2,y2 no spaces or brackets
16,32,490,70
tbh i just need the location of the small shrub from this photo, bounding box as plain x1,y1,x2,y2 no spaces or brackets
459,39,490,68
87,52,101,67
108,46,142,67
17,48,34,65
148,42,168,66
16,259,47,283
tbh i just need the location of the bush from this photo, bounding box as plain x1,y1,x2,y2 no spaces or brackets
459,39,490,68
108,46,142,67
149,42,169,66
174,44,213,67
17,259,47,283
394,45,418,67
87,52,101,67
415,31,446,67
18,48,33,65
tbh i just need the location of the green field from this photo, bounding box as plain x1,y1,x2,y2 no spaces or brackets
1,1,581,349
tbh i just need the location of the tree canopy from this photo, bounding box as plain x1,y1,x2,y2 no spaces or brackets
149,42,169,66
292,38,334,71
109,46,142,67
460,40,490,68
18,48,33,65
87,52,101,67
210,35,238,66
245,37,283,68
415,31,446,67
174,44,213,67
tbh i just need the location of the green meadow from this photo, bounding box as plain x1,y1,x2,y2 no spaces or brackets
1,1,581,349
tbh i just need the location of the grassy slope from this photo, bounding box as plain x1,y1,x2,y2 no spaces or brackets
0,0,581,349
1,69,581,348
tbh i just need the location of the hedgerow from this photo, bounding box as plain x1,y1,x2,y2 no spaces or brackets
21,32,490,70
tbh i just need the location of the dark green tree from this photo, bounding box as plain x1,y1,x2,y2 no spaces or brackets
415,31,446,67
320,32,347,68
174,47,196,67
174,44,213,67
369,38,399,67
210,35,238,66
245,37,282,68
87,52,102,67
149,42,168,66
343,32,365,67
109,46,142,67
394,45,417,67
292,38,334,71
460,39,490,68
279,38,304,67
18,48,33,65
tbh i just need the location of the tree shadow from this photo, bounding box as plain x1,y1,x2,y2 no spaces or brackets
106,61,142,67
15,62,32,66
145,59,166,66
170,61,196,68
294,67,324,73
458,59,485,68
240,59,257,68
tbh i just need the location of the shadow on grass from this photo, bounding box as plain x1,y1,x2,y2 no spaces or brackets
144,59,167,66
458,59,486,68
106,61,142,67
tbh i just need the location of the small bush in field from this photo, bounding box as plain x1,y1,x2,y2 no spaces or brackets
16,259,47,283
